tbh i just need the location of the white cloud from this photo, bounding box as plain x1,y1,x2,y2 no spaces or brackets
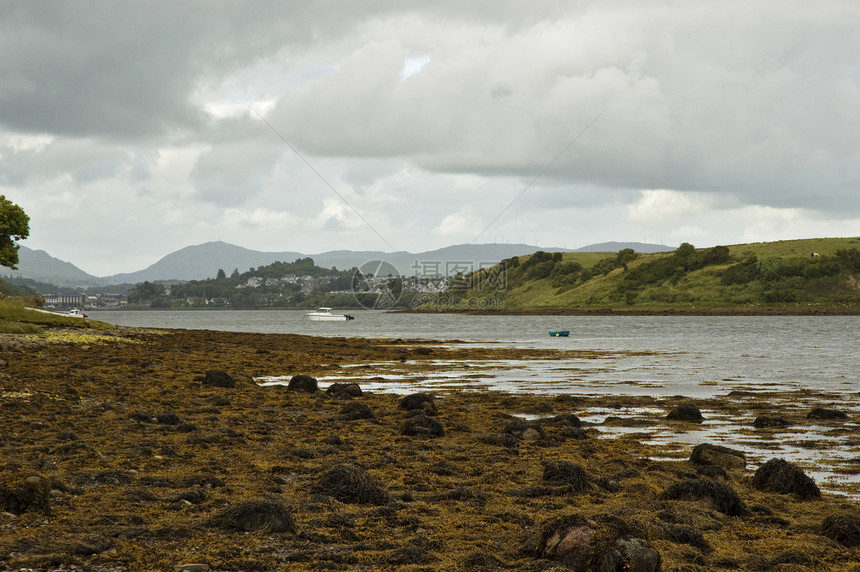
222,207,297,230
314,198,375,232
626,189,710,222
433,209,483,238
400,55,431,80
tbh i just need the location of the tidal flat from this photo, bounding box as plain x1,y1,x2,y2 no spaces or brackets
1,327,859,571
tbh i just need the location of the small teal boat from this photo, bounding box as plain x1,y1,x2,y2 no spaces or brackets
549,330,570,337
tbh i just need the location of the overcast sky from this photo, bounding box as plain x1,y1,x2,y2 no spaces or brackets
2,1,859,276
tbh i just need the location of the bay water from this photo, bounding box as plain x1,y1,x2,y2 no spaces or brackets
93,310,859,494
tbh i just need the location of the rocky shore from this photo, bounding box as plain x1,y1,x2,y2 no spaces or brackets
1,327,859,571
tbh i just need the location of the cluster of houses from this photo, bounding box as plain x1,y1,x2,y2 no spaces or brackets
237,273,330,294
43,293,127,309
41,270,454,310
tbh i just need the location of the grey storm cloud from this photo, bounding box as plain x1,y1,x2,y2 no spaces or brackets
2,0,859,275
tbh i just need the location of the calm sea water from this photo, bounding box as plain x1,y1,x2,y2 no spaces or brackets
92,309,860,493
93,310,857,396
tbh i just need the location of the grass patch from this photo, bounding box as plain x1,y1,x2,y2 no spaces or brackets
0,320,44,334
0,298,114,331
436,237,860,313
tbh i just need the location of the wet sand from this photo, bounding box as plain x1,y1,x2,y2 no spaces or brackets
1,327,858,570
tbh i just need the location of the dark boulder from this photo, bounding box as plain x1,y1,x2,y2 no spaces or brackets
337,401,375,421
541,460,588,491
753,416,791,428
666,404,703,423
287,374,318,393
807,407,848,420
326,382,362,399
564,427,589,440
696,465,729,481
461,551,505,570
660,479,749,516
661,523,711,552
201,370,235,388
751,458,820,500
399,392,437,414
530,513,660,572
819,514,860,547
156,412,181,425
546,413,582,427
402,413,445,437
317,464,389,505
504,419,545,441
530,513,593,570
0,474,52,516
210,497,296,533
689,443,746,469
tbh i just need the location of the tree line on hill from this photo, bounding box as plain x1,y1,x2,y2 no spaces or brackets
125,257,406,309
464,243,860,307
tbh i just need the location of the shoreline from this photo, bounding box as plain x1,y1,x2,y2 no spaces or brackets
85,303,860,316
403,305,860,316
1,327,858,570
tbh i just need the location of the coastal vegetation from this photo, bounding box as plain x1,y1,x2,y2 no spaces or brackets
6,237,859,314
1,327,858,569
445,237,860,313
0,298,112,334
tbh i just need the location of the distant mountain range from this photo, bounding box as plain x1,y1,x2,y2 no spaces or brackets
9,241,675,288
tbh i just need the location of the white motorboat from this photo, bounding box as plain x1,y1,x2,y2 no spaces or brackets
305,307,355,321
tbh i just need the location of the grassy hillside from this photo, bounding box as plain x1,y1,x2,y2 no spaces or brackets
0,297,113,333
435,237,860,314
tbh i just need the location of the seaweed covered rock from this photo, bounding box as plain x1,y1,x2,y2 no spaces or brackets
666,403,703,423
819,514,860,547
529,513,660,571
460,551,505,570
337,401,375,421
504,419,545,441
545,413,582,427
753,416,791,428
660,479,749,516
402,413,445,437
317,464,389,505
541,460,588,491
751,458,821,500
156,412,181,425
0,474,51,515
689,443,746,469
210,497,296,533
807,407,848,420
201,369,235,388
326,382,362,399
399,392,437,414
287,374,318,393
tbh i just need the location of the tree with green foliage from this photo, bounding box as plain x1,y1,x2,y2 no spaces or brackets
128,281,168,306
0,196,30,270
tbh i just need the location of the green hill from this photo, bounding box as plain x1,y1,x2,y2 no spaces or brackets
434,237,860,314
